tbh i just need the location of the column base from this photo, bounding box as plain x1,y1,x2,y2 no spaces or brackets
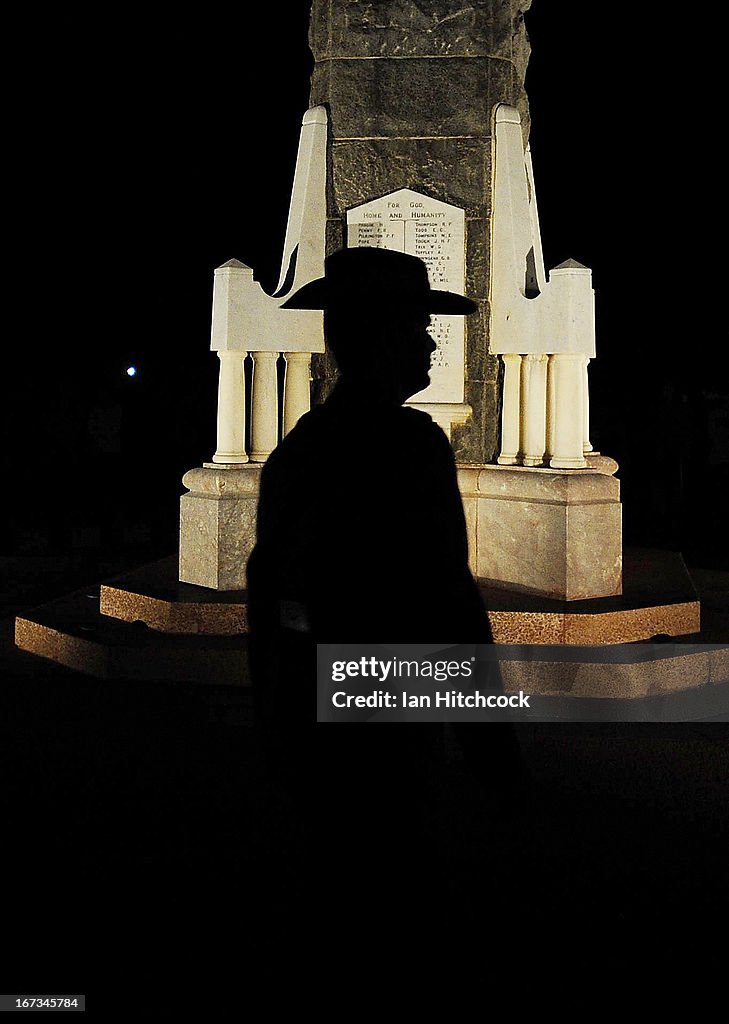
212,453,249,465
550,456,588,469
179,465,263,590
458,460,622,601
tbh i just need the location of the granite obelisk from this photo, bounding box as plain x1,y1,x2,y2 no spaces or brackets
308,0,533,462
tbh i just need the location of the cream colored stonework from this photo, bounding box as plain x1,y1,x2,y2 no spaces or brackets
179,466,262,591
458,463,622,601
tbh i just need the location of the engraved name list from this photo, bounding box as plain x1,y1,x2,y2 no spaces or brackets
346,188,466,404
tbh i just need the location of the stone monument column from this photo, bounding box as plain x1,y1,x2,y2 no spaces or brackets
308,0,533,463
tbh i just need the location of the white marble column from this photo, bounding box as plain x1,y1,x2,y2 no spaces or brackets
583,357,593,454
212,350,248,464
520,353,548,466
283,352,311,436
497,353,522,465
250,351,280,462
548,353,588,469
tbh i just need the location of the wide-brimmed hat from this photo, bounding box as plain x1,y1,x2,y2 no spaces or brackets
280,247,477,314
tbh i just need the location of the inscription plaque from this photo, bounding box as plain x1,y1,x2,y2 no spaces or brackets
346,188,466,404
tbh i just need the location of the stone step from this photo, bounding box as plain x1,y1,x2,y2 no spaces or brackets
14,585,250,685
97,548,701,645
13,549,719,699
480,547,701,644
100,555,246,635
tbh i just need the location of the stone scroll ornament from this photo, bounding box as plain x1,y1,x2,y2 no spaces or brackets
346,188,466,405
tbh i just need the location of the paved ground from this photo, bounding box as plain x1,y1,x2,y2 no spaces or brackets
1,560,727,1011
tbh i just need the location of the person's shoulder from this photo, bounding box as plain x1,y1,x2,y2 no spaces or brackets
260,407,325,478
396,406,451,446
395,405,435,428
274,406,331,450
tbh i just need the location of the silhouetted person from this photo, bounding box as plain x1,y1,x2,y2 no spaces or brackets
248,247,489,704
247,247,523,824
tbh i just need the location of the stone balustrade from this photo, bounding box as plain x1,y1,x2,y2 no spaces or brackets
206,106,327,465
498,349,592,469
491,104,596,470
210,267,316,464
179,107,327,587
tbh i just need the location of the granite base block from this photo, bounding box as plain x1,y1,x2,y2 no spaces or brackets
13,550,717,698
499,649,719,701
179,465,262,591
14,586,251,685
479,548,700,645
100,557,247,635
459,463,623,600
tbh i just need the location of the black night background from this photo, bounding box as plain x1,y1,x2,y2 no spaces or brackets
1,2,726,1013
3,3,726,576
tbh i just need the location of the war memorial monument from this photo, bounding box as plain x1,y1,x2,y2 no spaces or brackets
15,1,728,709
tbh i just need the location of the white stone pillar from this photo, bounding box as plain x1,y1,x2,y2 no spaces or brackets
212,350,248,464
283,352,311,436
250,351,280,462
520,353,548,467
497,353,522,465
547,353,588,469
583,357,593,454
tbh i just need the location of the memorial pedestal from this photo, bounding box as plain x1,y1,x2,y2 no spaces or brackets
458,460,623,601
91,548,698,649
12,551,706,697
179,465,262,591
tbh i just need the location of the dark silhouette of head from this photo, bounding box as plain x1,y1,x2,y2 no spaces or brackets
282,247,477,405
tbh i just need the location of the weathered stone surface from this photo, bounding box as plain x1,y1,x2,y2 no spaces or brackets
585,454,619,476
451,379,499,463
500,658,577,692
310,0,532,62
461,488,478,567
465,302,489,381
457,466,624,600
475,464,620,502
498,651,709,698
331,140,490,219
472,547,703,646
309,58,331,115
566,503,623,598
473,485,622,600
14,588,252,684
98,556,249,635
308,0,532,463
710,646,729,683
325,216,345,252
509,0,532,85
312,57,520,138
466,218,489,298
451,380,481,463
571,653,709,698
311,347,338,405
183,465,262,497
179,467,262,591
101,584,249,635
564,602,700,647
480,380,499,457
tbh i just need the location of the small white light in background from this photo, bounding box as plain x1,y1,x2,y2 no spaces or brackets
126,366,137,377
